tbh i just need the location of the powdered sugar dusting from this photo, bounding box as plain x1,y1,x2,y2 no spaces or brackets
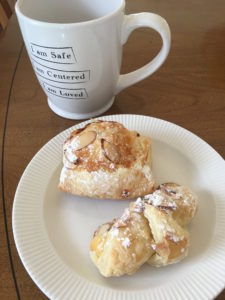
144,190,177,211
152,244,157,251
132,197,145,213
122,237,130,248
114,208,130,227
109,163,115,169
142,165,153,181
111,227,119,237
160,183,198,208
70,136,79,148
121,208,130,222
171,234,184,243
145,191,164,206
167,231,184,243
66,147,77,163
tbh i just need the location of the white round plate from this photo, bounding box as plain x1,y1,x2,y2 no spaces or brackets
13,114,225,300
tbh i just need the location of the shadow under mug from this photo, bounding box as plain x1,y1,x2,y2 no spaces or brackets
15,0,171,119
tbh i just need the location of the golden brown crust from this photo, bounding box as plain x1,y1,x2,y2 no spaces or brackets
143,183,198,227
90,183,198,276
90,206,154,277
59,120,155,199
63,120,150,172
144,204,189,267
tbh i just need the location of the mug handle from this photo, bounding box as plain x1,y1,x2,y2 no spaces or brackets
115,13,171,94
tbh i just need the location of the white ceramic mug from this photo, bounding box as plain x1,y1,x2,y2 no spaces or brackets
15,0,171,119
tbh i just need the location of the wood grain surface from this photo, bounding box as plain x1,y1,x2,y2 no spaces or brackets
0,1,225,299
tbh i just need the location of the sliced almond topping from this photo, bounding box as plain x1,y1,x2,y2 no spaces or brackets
101,139,120,163
70,130,97,151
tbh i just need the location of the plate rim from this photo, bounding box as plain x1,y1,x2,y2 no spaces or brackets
12,114,225,300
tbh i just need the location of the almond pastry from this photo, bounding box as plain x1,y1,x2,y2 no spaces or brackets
59,120,155,199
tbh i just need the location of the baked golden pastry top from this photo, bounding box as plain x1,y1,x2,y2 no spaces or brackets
63,120,150,172
143,183,198,227
144,204,189,267
59,120,155,199
90,205,154,277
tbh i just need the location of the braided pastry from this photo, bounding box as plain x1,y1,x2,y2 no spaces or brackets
90,183,198,276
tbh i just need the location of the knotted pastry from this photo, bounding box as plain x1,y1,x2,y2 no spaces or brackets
59,120,155,199
90,204,154,277
144,204,189,267
90,183,198,276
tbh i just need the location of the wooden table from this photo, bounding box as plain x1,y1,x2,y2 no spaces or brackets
1,1,225,299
